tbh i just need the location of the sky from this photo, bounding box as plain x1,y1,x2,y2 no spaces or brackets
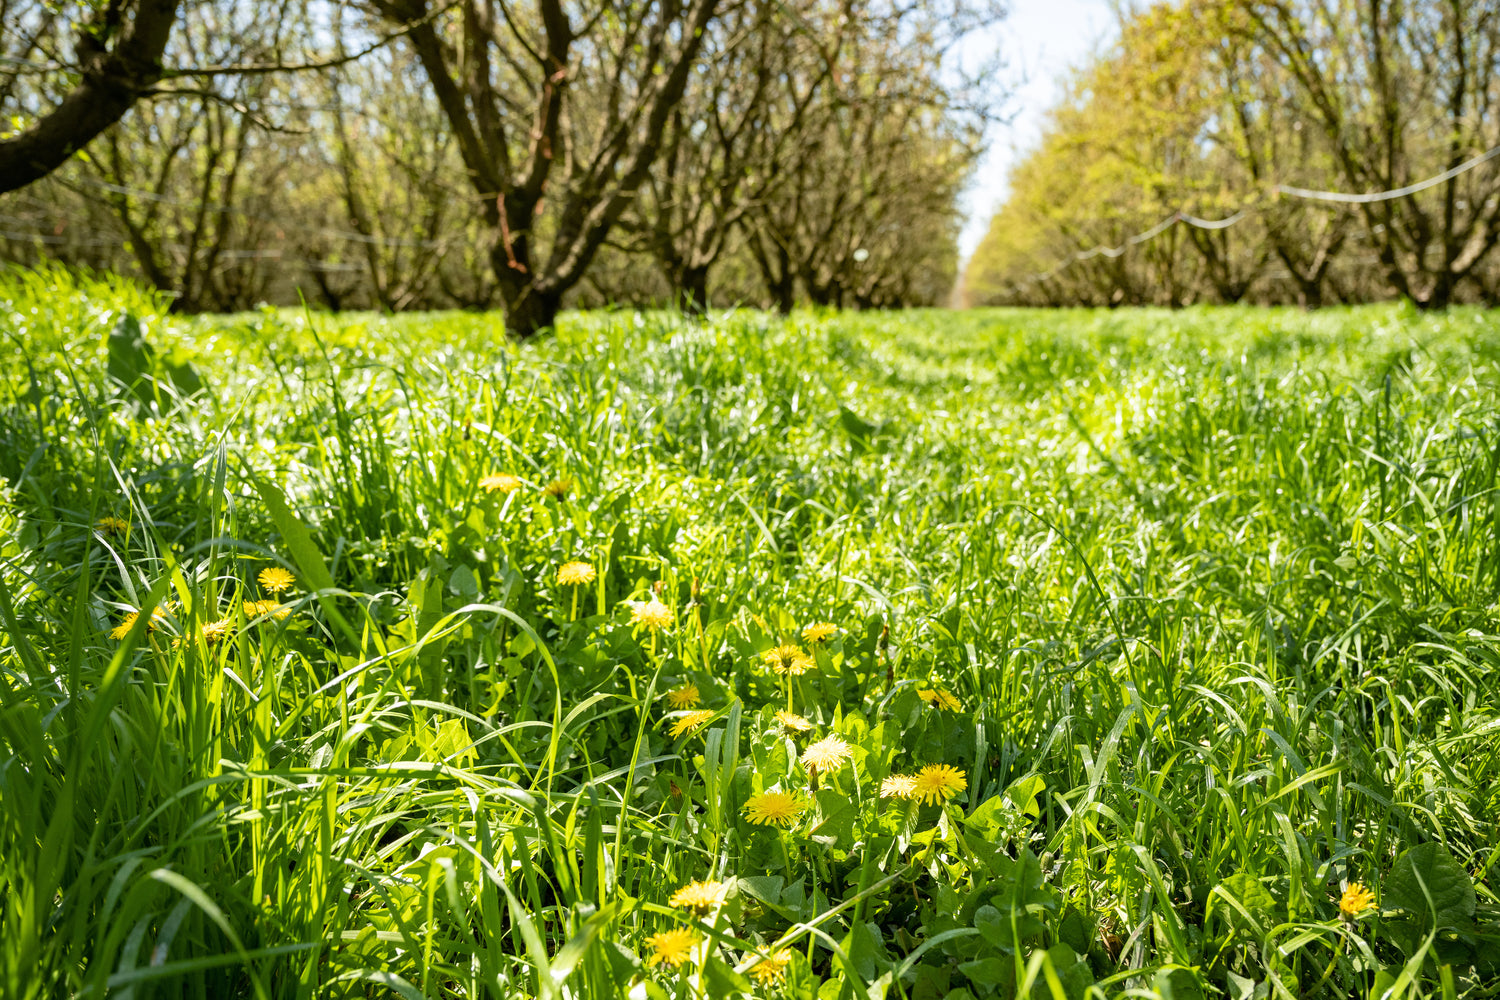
954,0,1120,262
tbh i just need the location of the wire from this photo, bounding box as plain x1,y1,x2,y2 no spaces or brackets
999,141,1500,297
1273,145,1500,204
75,177,452,249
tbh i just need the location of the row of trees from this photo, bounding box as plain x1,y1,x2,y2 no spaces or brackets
965,0,1500,309
1,0,996,333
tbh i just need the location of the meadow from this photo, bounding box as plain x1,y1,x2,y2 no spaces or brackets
1,266,1498,999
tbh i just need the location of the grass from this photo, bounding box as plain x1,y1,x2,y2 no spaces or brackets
2,263,1499,999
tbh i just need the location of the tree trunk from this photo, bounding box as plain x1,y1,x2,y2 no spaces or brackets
770,275,793,314
1417,277,1454,311
500,283,563,338
750,238,794,313
679,265,710,314
0,1,181,194
1295,277,1324,310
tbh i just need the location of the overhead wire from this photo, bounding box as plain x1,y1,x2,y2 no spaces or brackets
999,141,1500,297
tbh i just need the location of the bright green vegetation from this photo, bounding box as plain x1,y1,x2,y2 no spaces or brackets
3,266,1499,999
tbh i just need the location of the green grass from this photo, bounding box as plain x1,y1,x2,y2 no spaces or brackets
2,264,1499,999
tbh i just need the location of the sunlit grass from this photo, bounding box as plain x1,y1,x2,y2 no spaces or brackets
2,266,1498,998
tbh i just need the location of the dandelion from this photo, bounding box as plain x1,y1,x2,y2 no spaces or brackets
749,948,793,985
744,790,804,827
774,710,813,732
666,684,701,709
1339,881,1376,918
802,621,838,644
479,473,523,494
176,617,235,647
645,927,698,967
764,644,813,676
542,477,573,500
96,516,130,535
258,567,295,595
109,614,139,641
800,735,852,774
200,618,235,643
557,561,596,586
910,764,967,805
917,688,962,712
669,709,716,739
880,774,917,799
668,879,729,912
109,607,166,640
244,599,291,621
630,599,673,631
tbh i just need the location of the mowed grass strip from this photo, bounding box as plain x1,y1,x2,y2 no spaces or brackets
2,267,1498,998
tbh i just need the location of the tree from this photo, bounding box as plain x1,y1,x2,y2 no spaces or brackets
968,0,1500,309
1240,0,1500,308
620,0,826,313
741,0,994,311
368,0,723,337
0,0,180,194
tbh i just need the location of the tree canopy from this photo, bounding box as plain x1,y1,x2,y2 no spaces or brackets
966,0,1500,309
0,0,1001,331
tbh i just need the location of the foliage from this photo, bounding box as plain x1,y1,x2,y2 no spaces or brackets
0,0,984,322
966,0,1500,310
4,270,1500,997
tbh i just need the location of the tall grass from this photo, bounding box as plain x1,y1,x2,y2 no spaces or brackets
2,267,1498,998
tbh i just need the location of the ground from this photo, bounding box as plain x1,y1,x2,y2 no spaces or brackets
2,271,1498,998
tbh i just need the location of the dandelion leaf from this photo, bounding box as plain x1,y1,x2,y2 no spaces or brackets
702,954,753,996
1385,841,1475,928
736,874,784,909
957,955,1007,990
1383,841,1477,961
432,718,476,768
1033,943,1094,1000
1207,873,1282,940
1003,775,1046,818
106,312,201,413
812,787,858,849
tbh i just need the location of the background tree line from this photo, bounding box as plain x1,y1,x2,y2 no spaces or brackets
0,0,997,333
964,0,1500,309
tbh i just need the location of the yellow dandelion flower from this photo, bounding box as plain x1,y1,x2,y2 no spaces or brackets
668,879,729,911
542,477,573,499
175,616,234,648
645,927,698,967
557,561,596,586
910,764,967,805
774,710,813,732
630,599,673,630
764,644,813,676
479,473,523,494
1339,881,1376,918
802,621,838,644
917,688,962,712
665,684,701,709
669,709,716,738
880,774,917,799
109,607,167,640
109,614,140,641
200,618,235,643
744,790,804,827
800,734,852,774
750,948,793,984
244,599,291,621
96,516,130,535
258,567,295,594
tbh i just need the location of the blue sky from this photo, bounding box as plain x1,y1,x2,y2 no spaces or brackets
954,0,1120,261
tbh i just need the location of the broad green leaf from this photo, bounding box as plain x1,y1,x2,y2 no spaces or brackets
1384,841,1475,929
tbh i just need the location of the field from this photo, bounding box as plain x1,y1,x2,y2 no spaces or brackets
2,266,1499,1000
